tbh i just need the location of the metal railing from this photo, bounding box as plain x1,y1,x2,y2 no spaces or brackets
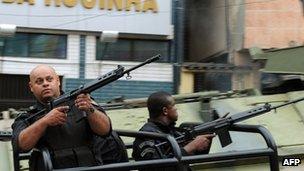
0,124,279,171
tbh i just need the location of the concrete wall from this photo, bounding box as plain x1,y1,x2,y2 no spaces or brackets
244,0,304,48
232,51,261,90
232,0,304,90
185,0,227,61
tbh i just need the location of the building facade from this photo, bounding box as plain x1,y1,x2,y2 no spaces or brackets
0,0,175,110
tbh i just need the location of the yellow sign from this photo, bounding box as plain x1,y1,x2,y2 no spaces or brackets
2,0,158,12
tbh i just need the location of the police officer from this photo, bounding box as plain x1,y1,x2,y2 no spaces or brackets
12,65,114,170
132,91,215,171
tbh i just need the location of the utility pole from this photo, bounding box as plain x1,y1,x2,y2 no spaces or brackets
173,0,185,94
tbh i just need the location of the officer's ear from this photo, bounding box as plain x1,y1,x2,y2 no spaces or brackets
162,106,168,116
29,81,34,93
56,75,60,87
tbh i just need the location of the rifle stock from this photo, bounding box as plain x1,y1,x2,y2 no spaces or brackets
26,54,161,123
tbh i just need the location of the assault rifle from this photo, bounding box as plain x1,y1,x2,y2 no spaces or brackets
156,96,304,149
26,54,160,123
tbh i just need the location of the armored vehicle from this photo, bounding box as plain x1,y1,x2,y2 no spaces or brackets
1,89,304,170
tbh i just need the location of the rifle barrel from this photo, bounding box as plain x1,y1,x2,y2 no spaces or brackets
123,54,161,74
230,104,271,123
270,96,304,110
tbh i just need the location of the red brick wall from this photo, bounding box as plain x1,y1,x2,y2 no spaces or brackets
244,0,304,48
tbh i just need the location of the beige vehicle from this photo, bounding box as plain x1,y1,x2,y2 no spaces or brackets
2,89,303,171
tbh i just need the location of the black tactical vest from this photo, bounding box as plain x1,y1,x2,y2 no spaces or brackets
31,101,97,169
25,100,129,170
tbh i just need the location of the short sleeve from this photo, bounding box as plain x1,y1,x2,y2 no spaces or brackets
92,103,112,137
11,113,31,153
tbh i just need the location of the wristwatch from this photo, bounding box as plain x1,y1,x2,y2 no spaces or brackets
87,106,95,115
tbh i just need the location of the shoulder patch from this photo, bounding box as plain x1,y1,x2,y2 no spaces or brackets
139,140,155,149
140,147,156,158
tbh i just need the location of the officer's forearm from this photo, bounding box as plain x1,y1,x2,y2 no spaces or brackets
183,144,195,155
87,110,111,136
18,117,48,151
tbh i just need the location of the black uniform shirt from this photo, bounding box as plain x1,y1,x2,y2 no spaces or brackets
12,100,111,169
132,119,191,171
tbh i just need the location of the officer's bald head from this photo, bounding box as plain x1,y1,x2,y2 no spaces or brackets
30,65,57,83
29,65,60,103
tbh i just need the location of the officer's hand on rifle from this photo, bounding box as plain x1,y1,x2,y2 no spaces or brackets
183,134,215,155
75,93,95,114
42,106,69,126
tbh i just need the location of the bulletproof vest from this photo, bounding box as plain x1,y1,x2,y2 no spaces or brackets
133,121,190,171
35,101,97,169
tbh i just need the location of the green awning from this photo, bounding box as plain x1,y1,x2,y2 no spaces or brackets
249,46,304,74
